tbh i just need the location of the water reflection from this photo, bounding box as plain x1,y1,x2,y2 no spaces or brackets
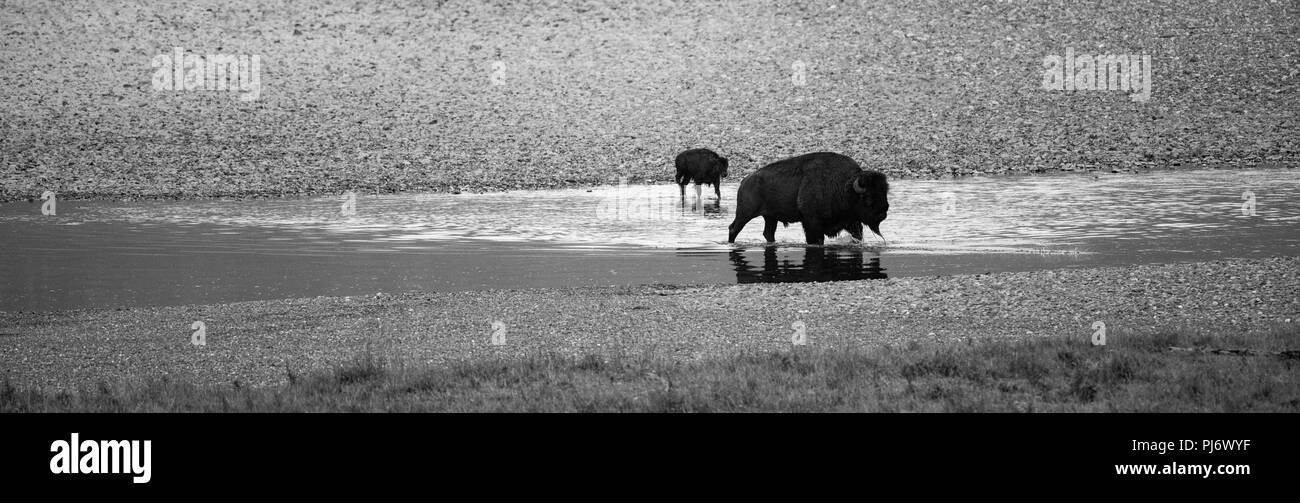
692,201,724,215
730,247,888,284
2,168,1296,310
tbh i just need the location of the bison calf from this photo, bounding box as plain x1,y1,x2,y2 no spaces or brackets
675,148,729,204
727,152,889,245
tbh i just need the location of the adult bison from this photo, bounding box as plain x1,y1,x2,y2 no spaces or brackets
727,152,889,245
675,148,729,204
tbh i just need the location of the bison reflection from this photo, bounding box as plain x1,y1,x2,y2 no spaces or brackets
730,247,887,284
690,200,725,214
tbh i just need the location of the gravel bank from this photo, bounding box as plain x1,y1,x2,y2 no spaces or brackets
3,1,1297,201
2,256,1296,391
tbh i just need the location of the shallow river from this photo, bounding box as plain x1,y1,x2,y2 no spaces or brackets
2,169,1297,311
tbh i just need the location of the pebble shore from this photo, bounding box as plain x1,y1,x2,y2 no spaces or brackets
2,256,1296,392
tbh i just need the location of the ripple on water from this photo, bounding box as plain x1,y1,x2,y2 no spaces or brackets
1,169,1297,310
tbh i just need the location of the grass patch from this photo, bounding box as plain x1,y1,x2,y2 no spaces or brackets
4,326,1297,412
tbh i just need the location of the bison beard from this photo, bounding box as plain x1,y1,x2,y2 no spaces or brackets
727,152,889,246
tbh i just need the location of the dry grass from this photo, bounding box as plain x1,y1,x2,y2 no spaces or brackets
5,324,1295,412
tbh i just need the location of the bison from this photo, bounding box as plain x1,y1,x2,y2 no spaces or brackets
675,148,729,205
727,152,889,245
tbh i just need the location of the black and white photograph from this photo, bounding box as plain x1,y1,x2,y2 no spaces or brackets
1,0,1296,489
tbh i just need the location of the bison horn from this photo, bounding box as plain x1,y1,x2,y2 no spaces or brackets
853,176,867,194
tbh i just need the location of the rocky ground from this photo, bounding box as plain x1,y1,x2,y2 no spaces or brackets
2,255,1296,392
2,0,1298,201
2,1,1296,411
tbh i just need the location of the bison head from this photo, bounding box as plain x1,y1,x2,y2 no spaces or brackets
851,171,890,239
716,157,729,180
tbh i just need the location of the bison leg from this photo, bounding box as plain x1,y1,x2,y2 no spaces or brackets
762,216,778,243
802,218,825,246
679,182,686,201
713,182,722,202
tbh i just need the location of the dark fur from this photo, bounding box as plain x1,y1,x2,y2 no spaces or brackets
727,152,889,245
675,148,729,200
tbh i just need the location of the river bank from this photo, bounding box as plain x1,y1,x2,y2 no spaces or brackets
3,255,1296,411
3,1,1297,202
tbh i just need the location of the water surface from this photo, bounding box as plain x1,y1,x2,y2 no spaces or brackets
2,169,1296,311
